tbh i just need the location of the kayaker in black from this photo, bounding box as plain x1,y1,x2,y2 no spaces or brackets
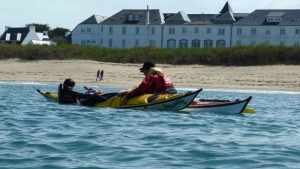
58,78,107,106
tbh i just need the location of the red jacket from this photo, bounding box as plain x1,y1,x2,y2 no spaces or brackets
127,73,174,99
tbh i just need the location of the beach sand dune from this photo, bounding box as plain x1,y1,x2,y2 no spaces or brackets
1,59,299,92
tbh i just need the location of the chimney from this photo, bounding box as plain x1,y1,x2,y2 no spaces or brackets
29,25,36,32
65,32,70,37
146,5,150,25
5,26,11,31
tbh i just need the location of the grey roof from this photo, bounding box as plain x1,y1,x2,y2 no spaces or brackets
235,10,300,26
165,11,191,24
219,1,233,14
80,15,108,24
267,12,286,17
0,27,29,44
186,14,216,25
214,12,236,22
99,9,164,25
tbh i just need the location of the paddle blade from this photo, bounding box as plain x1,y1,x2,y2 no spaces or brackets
242,107,256,113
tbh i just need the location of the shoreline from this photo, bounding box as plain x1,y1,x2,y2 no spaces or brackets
1,59,300,92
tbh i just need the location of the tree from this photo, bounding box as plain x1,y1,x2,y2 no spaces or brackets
25,23,50,32
49,27,70,38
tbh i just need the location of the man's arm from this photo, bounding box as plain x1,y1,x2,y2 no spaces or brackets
126,76,154,99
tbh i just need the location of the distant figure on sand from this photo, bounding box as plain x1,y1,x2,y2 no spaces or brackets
96,70,100,81
100,70,104,80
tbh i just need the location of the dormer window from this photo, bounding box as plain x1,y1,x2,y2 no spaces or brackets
128,14,140,21
266,12,285,23
267,17,281,22
128,15,134,21
134,15,140,21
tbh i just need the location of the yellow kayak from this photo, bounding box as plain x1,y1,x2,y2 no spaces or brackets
37,89,202,111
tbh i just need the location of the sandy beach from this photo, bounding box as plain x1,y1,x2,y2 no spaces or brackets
0,59,299,92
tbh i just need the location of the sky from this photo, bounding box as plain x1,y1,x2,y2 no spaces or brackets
1,0,300,33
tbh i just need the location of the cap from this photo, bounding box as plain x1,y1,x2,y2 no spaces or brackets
139,61,155,72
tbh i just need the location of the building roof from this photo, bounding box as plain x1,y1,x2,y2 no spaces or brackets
0,27,29,43
80,14,108,24
219,1,233,14
234,10,300,26
99,9,164,25
165,11,191,24
214,12,236,22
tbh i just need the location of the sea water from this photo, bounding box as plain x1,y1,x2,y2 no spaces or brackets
0,82,299,169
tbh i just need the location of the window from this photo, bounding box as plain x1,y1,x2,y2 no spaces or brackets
251,28,256,36
151,27,155,35
237,40,241,45
295,41,299,46
109,39,113,48
122,39,126,48
182,28,186,34
100,39,103,45
207,28,211,34
128,15,134,21
17,33,22,41
169,28,175,35
136,27,139,35
6,33,10,40
134,15,140,21
122,26,126,35
280,41,284,45
81,40,86,46
81,28,85,33
251,40,256,46
295,29,300,35
218,28,225,35
109,26,113,34
265,28,271,37
150,40,156,47
216,40,225,47
179,39,188,48
204,40,213,48
237,28,242,35
92,40,96,46
191,40,200,48
135,39,139,47
194,28,199,34
167,39,176,48
265,41,270,45
86,40,90,46
280,28,285,35
87,28,91,33
101,26,103,32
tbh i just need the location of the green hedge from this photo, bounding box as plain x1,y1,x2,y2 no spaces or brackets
0,44,300,66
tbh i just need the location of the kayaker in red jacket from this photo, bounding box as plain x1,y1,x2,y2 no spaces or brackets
120,61,177,105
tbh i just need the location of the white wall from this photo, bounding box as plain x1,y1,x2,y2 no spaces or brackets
98,25,162,48
232,26,300,46
163,25,232,48
72,24,99,45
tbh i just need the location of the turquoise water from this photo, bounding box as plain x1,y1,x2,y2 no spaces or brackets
0,82,300,169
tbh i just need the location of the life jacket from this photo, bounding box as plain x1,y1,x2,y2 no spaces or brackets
58,83,79,104
146,73,175,94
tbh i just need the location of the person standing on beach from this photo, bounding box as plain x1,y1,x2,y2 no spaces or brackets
96,70,100,81
119,61,177,105
100,70,104,80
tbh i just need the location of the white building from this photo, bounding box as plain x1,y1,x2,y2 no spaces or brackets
97,7,164,48
71,1,300,48
72,14,108,46
0,26,51,45
232,10,300,46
